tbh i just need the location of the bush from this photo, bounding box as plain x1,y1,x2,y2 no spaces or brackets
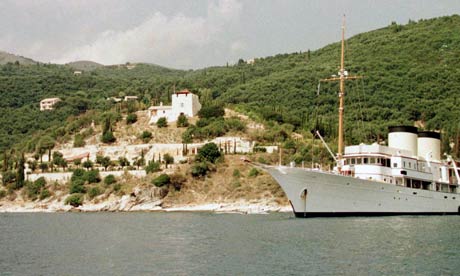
88,187,102,199
39,189,51,200
177,114,189,127
140,131,152,142
126,113,138,124
65,194,83,207
113,183,121,192
257,157,268,164
26,177,47,199
145,161,161,174
0,189,6,199
1,171,15,186
156,117,167,128
71,168,86,182
198,105,225,119
253,147,267,153
170,173,187,191
196,143,222,164
248,168,260,177
233,169,241,177
69,179,86,194
152,174,170,187
101,130,116,143
225,117,246,132
85,170,101,184
104,174,116,185
191,162,209,177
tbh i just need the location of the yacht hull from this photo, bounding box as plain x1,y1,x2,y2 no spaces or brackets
265,166,460,217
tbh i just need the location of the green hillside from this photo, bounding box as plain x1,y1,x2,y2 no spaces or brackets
0,15,459,155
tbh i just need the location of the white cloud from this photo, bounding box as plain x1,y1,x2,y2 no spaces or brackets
52,0,243,68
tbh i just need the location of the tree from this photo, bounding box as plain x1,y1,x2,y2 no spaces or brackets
101,157,111,171
177,114,189,127
157,117,167,128
163,153,174,168
52,151,68,171
152,174,170,187
15,153,25,189
196,143,222,163
37,136,55,163
118,157,130,169
145,161,161,174
82,160,93,170
101,130,116,143
39,162,48,173
73,158,82,167
182,129,193,155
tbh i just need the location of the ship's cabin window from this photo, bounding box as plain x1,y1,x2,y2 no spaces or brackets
393,163,397,168
363,157,369,164
357,158,362,165
370,157,376,164
386,159,391,168
408,162,411,169
351,158,356,165
403,161,406,168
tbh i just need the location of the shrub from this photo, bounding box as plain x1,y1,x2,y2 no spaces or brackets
104,174,116,185
126,113,138,124
26,177,46,198
253,147,267,153
191,162,209,177
156,117,167,128
233,169,241,178
152,174,170,187
177,114,189,127
101,130,116,143
257,157,268,164
145,161,161,174
0,189,6,199
88,187,102,199
196,143,222,164
170,173,187,191
71,168,86,182
2,171,16,186
113,183,121,192
69,179,86,194
225,117,246,132
39,189,51,200
196,118,210,128
140,131,152,142
248,168,260,177
85,170,101,184
65,194,83,207
198,105,225,119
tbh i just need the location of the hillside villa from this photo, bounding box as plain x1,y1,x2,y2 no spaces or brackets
149,89,201,124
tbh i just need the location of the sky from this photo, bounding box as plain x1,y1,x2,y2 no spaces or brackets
0,0,459,69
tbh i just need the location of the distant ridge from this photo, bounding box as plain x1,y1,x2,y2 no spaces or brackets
66,60,104,71
0,50,37,65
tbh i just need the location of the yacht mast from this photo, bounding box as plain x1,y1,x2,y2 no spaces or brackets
338,15,346,162
318,15,362,170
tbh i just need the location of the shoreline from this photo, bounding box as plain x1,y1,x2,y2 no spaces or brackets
0,198,291,214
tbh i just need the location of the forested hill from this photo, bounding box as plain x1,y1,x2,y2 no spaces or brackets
1,15,460,153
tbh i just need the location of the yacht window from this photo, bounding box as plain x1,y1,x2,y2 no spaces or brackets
393,163,397,168
357,158,362,165
370,157,375,164
386,159,391,168
409,162,411,169
351,158,356,165
403,161,406,168
363,158,369,164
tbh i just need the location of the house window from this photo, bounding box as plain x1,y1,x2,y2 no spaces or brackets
408,162,411,169
393,163,397,168
403,161,406,168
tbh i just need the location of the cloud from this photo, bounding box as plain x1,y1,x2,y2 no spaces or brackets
52,0,243,69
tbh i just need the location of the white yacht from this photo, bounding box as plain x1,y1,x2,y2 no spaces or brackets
260,18,460,217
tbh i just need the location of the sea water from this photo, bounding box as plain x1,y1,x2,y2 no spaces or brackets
0,212,459,275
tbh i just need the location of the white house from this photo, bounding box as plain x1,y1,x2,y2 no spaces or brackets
40,98,61,111
149,89,201,124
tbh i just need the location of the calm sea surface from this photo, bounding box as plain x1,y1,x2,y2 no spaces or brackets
0,212,459,275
